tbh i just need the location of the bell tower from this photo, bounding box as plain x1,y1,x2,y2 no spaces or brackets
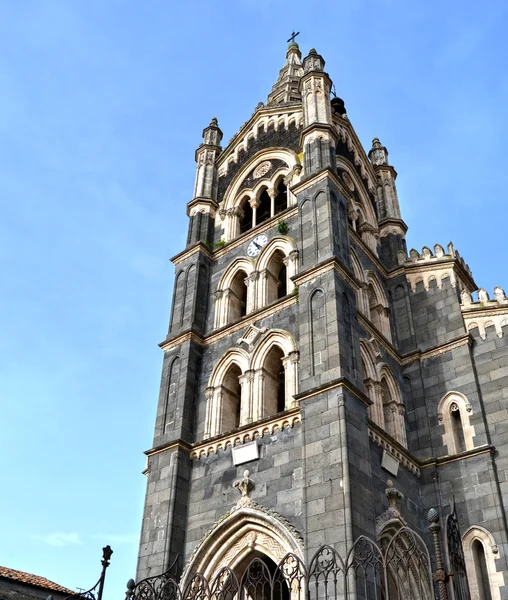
136,40,508,600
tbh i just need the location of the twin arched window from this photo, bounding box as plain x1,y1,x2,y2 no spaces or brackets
350,251,392,342
205,332,299,438
360,342,406,447
214,240,298,329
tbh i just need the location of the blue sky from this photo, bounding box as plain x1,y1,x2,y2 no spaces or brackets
1,1,507,598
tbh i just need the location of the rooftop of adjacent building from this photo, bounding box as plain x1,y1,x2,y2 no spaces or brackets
0,565,73,595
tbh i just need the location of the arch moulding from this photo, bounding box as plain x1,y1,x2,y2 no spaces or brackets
181,499,304,585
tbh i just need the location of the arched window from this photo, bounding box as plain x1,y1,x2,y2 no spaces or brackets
230,270,248,320
162,356,180,434
257,189,271,226
463,527,504,600
366,274,391,341
359,341,382,427
274,180,287,215
240,196,253,234
377,367,406,447
437,392,475,454
381,378,395,438
473,540,493,600
214,260,254,329
220,363,242,433
265,250,288,304
451,404,467,453
261,345,286,417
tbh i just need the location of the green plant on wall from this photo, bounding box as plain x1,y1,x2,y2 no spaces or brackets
215,239,226,249
278,220,289,234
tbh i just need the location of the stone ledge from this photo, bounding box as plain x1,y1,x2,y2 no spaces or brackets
190,409,302,459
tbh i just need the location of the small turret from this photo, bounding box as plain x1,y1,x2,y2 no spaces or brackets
368,137,389,167
299,48,336,175
193,117,222,201
368,137,400,220
187,118,223,246
303,48,325,74
202,117,223,147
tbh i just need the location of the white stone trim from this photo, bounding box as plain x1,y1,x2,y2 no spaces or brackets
462,526,504,600
437,392,475,454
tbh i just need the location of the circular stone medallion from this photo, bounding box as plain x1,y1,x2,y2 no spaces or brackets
253,161,271,179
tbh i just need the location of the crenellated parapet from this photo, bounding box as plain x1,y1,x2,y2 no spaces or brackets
460,286,508,338
397,242,476,293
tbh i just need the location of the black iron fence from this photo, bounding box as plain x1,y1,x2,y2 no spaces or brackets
127,526,436,600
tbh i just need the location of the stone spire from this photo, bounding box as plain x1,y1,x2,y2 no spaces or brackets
267,42,304,105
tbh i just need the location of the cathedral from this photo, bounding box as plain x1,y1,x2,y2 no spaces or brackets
134,41,508,599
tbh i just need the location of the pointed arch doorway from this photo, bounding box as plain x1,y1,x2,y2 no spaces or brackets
181,503,304,599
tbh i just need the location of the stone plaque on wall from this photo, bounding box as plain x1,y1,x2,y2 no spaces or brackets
381,450,399,477
232,441,260,466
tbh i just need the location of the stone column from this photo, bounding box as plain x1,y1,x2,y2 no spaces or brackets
239,370,254,425
204,386,215,438
250,198,260,228
245,271,259,313
282,351,299,409
268,187,276,218
213,290,224,329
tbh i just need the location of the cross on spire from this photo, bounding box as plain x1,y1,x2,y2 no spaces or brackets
287,31,300,44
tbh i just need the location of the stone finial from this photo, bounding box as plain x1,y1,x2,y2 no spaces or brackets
233,470,254,500
434,244,444,258
376,479,405,535
303,48,325,74
368,137,389,166
202,117,223,147
478,288,489,303
461,289,472,306
125,579,136,600
386,479,403,510
427,507,439,523
494,286,506,303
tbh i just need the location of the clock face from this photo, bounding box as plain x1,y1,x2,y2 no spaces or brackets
247,234,268,257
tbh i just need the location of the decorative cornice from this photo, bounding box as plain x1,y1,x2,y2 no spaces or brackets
414,334,472,363
368,421,420,477
357,313,400,363
187,197,219,217
159,331,204,353
291,257,359,290
294,377,372,407
171,242,213,266
205,295,298,346
419,444,494,468
378,218,408,238
191,409,301,459
289,166,347,197
159,295,297,352
145,438,192,458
